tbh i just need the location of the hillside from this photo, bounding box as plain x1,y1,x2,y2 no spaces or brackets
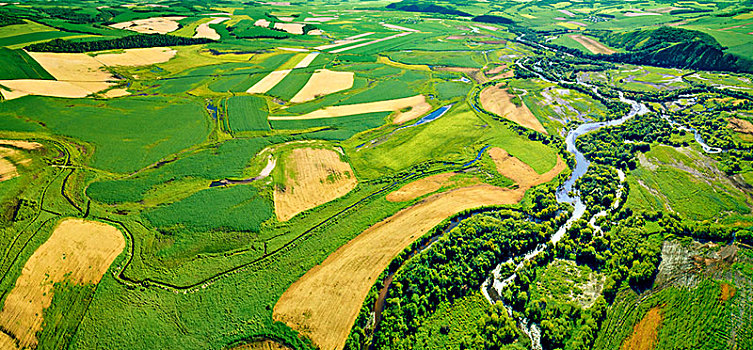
600,26,753,73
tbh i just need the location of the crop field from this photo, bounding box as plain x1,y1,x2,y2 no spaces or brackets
273,147,357,221
0,1,751,350
480,83,548,133
0,218,124,348
227,96,271,132
274,184,527,350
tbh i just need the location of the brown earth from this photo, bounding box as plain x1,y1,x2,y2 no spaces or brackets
435,66,486,83
0,219,124,348
274,148,357,221
275,148,567,350
274,22,305,34
480,84,547,133
728,117,753,134
0,156,17,182
2,48,175,100
569,34,616,55
621,306,663,350
720,282,736,301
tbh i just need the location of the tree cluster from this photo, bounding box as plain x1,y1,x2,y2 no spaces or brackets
25,34,212,53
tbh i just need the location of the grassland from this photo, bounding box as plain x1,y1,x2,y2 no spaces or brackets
227,96,271,132
625,145,750,221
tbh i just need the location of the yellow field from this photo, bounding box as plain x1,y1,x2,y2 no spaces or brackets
569,34,615,55
274,148,357,221
274,22,305,34
290,69,354,103
93,47,177,67
480,84,547,133
274,184,522,350
193,17,230,40
0,219,124,348
109,16,186,34
386,172,457,202
621,307,663,350
246,69,292,94
0,140,42,150
0,48,177,100
270,95,431,124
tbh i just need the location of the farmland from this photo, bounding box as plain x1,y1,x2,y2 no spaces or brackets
0,1,751,350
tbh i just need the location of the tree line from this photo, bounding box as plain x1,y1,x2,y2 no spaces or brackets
25,34,213,53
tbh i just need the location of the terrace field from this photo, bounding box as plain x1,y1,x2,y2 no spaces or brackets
0,1,751,350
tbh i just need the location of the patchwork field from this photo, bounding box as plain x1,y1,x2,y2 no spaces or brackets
0,219,124,348
274,184,521,350
271,95,431,123
480,83,547,133
290,69,354,103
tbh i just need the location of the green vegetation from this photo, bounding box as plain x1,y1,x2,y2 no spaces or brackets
144,184,273,233
227,96,271,132
0,47,53,79
26,34,212,53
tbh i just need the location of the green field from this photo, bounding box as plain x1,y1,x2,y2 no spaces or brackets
0,48,53,79
227,96,271,132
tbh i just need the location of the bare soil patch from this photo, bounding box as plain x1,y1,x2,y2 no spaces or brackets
386,172,458,202
0,219,124,348
274,184,526,350
193,17,230,40
290,69,354,103
0,140,41,150
488,147,566,182
728,117,753,134
569,34,615,55
274,22,305,34
293,52,319,69
270,95,431,124
0,156,17,181
109,16,186,34
330,32,411,53
720,282,735,301
93,47,177,66
480,84,547,133
274,148,357,221
621,306,663,350
435,66,485,83
0,79,111,100
624,12,661,17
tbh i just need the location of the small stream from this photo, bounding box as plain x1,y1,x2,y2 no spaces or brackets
209,155,275,187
